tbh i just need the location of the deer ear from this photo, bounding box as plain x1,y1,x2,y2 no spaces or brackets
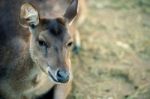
20,3,39,28
64,0,78,25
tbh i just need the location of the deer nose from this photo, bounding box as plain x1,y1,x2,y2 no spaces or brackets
56,69,69,83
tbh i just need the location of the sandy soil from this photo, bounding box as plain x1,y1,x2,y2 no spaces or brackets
68,0,150,99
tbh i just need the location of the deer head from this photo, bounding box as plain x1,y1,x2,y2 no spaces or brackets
20,0,78,84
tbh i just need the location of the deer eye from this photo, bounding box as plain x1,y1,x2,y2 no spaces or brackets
38,40,48,47
67,41,73,47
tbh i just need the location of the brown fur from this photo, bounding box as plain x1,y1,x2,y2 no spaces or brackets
0,0,81,99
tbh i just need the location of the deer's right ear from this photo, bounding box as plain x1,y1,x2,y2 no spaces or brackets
20,3,39,28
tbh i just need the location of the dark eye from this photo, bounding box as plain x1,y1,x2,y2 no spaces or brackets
38,40,47,47
67,41,73,47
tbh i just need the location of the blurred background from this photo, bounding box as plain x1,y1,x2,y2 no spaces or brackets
69,0,150,99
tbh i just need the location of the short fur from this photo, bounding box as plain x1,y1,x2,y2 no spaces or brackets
0,0,79,99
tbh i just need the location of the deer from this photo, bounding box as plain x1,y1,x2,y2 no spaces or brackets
0,0,79,99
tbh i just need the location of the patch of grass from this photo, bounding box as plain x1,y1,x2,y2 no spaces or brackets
109,69,133,84
69,0,150,98
127,85,150,99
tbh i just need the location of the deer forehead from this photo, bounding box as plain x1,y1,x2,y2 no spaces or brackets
36,19,71,42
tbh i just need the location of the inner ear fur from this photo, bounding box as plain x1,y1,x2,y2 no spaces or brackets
19,3,39,28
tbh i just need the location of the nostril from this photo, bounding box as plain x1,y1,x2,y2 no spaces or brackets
57,70,64,78
56,69,69,83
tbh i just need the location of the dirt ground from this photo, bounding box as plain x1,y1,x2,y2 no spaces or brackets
68,0,150,99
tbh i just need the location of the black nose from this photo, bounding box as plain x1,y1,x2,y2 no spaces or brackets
56,69,69,83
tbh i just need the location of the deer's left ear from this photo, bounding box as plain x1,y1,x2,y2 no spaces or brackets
20,3,39,28
64,0,78,25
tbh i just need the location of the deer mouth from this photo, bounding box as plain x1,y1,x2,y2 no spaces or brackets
47,67,58,83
